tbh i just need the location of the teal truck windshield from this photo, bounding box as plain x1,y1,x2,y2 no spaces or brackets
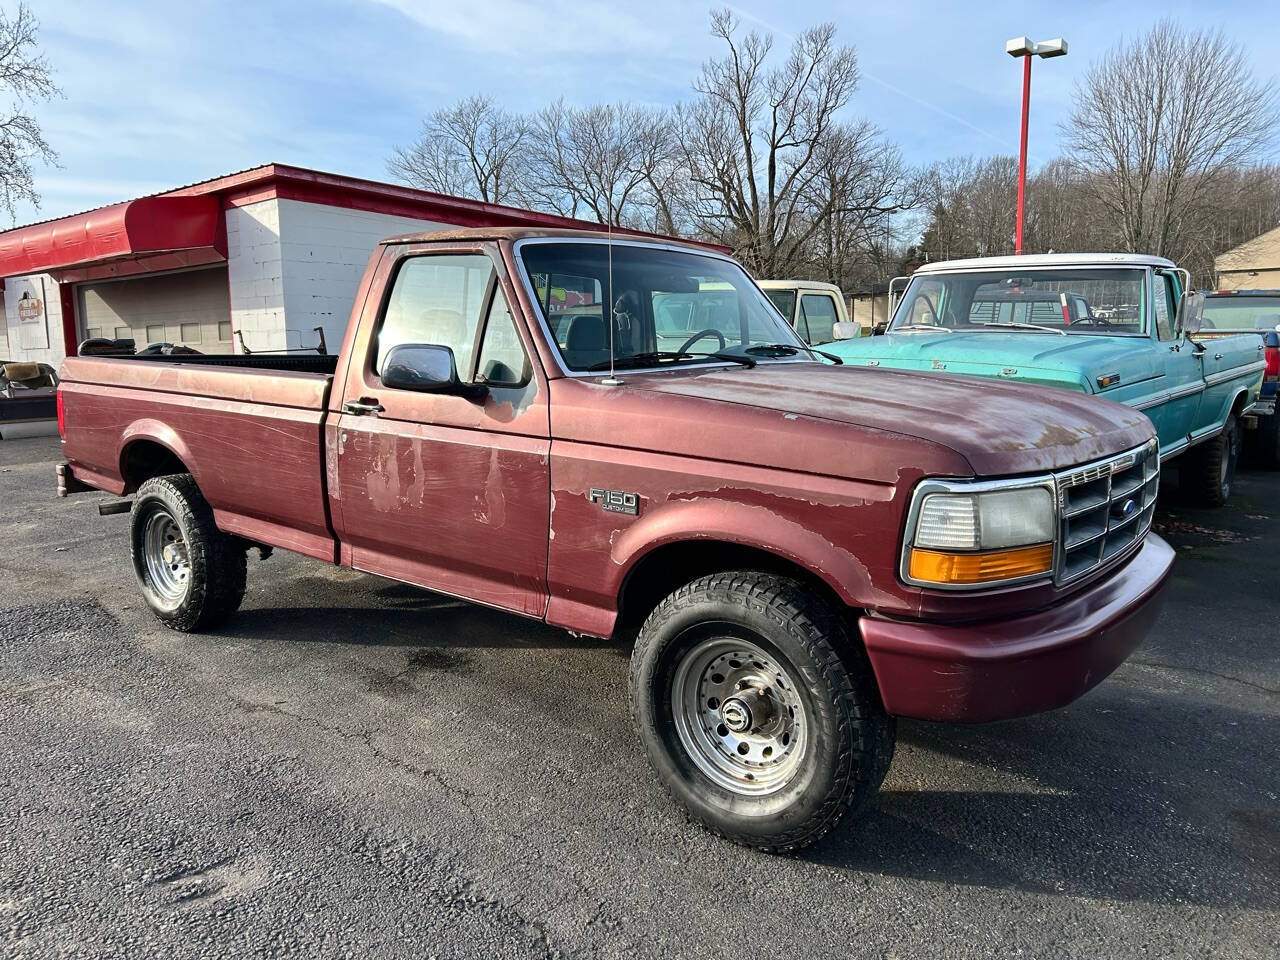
891,269,1148,336
520,241,810,371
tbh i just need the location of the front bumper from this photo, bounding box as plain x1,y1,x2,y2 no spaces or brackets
860,534,1175,723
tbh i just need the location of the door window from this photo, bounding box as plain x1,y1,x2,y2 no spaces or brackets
377,254,493,376
799,294,839,345
475,291,530,386
1153,273,1175,341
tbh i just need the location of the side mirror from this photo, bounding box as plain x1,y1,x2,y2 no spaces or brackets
831,321,860,340
380,343,487,399
1176,291,1205,337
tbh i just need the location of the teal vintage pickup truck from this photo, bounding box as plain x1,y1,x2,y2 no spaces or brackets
827,254,1267,505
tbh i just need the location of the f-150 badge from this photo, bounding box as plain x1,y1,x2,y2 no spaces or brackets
589,488,639,515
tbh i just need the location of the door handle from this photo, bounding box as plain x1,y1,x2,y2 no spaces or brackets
343,398,384,415
1213,352,1224,360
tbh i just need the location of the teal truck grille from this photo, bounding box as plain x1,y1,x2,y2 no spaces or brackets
1054,440,1160,585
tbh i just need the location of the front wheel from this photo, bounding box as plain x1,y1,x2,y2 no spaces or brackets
130,474,247,632
629,572,894,852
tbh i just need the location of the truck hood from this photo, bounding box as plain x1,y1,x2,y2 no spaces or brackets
626,362,1155,476
827,331,1161,395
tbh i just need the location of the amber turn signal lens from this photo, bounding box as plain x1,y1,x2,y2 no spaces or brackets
909,543,1053,585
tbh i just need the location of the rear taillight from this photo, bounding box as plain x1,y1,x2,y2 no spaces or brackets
1266,344,1280,381
56,387,66,438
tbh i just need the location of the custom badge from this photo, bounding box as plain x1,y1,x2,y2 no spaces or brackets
589,488,639,516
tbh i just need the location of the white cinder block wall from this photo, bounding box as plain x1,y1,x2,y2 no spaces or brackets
275,199,452,353
227,198,453,354
225,199,287,353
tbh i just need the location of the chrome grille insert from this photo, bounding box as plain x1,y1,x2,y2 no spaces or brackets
1054,440,1159,585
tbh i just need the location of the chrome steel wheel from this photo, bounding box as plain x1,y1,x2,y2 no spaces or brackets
142,509,190,609
671,636,807,796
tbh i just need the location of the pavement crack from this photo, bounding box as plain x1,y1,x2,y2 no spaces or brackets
226,694,479,804
1128,658,1280,696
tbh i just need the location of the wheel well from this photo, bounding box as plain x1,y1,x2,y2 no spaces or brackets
616,540,850,637
120,440,189,492
1230,390,1250,419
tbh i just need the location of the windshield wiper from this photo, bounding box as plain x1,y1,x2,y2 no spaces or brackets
893,324,952,334
974,321,1067,336
586,350,756,372
745,342,841,364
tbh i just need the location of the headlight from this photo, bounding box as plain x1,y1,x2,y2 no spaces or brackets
904,481,1055,588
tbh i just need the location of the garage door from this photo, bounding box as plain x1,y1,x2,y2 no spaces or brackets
78,267,233,355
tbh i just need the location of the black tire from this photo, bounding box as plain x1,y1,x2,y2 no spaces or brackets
1183,415,1241,507
629,571,894,853
1248,412,1280,470
130,474,247,631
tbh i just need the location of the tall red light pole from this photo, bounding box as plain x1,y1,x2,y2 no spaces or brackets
1005,36,1068,255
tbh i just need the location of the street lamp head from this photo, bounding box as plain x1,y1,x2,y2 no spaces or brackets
1006,36,1037,57
1036,37,1068,58
1005,35,1069,58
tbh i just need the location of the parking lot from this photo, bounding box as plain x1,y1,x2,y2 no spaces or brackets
1,434,1276,958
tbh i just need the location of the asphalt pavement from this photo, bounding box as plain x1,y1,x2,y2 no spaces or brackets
1,435,1276,959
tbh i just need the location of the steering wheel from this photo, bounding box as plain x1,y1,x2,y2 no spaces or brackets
677,328,727,354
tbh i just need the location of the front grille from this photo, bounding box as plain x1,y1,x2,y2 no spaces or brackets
1054,440,1159,584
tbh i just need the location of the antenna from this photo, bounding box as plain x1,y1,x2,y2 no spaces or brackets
601,213,623,386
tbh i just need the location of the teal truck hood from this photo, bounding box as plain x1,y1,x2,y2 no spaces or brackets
827,331,1159,394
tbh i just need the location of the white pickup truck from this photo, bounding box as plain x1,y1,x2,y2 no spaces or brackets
758,280,860,345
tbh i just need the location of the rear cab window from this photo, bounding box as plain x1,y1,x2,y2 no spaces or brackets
1202,295,1280,332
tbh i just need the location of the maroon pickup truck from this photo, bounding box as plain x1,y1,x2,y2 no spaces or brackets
57,227,1175,851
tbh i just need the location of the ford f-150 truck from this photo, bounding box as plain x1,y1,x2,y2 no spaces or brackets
56,228,1175,851
827,254,1267,506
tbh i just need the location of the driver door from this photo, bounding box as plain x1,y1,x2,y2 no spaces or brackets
330,243,552,617
1149,269,1202,456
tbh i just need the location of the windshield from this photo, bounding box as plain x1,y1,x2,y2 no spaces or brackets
889,268,1148,336
1202,295,1280,332
519,242,812,372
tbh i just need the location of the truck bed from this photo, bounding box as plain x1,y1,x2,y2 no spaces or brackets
59,355,338,562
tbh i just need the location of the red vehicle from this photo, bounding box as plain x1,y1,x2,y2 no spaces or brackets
57,228,1175,850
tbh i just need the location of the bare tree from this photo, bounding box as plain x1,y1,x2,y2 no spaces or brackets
0,3,57,219
807,124,916,288
918,156,1016,259
389,95,529,204
527,100,681,228
681,9,881,276
1062,20,1277,257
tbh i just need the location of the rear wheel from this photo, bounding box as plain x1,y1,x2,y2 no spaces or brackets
630,571,894,852
1183,415,1240,507
130,474,246,631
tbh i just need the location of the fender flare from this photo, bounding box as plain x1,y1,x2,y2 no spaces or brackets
608,496,878,609
118,419,200,490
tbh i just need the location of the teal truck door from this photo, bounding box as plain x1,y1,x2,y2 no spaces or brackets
1149,270,1201,456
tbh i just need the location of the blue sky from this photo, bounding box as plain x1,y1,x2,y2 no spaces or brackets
15,0,1280,225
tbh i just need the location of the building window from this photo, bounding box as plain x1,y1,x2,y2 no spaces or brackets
218,321,232,342
180,322,202,343
145,323,165,344
85,327,102,341
114,326,132,340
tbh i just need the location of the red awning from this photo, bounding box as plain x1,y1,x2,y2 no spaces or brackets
0,194,223,279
